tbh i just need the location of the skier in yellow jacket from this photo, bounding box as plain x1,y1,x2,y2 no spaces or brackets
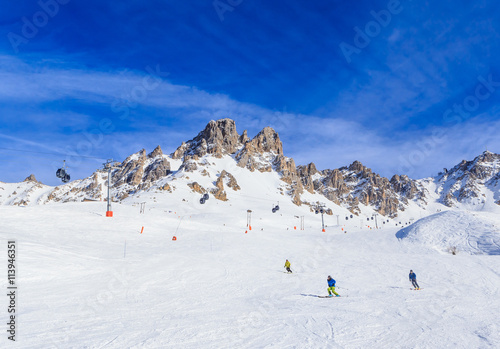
284,259,292,273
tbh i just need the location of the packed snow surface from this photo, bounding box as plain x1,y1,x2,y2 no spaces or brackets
397,210,500,255
1,199,499,348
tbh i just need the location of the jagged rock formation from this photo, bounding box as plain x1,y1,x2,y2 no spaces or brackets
236,126,283,172
212,175,227,201
211,171,241,201
297,163,318,194
24,174,39,183
27,146,173,204
113,147,171,188
235,126,303,204
172,119,240,159
159,183,172,192
2,119,498,217
172,119,303,204
298,160,427,217
187,182,206,194
435,151,500,207
219,170,241,191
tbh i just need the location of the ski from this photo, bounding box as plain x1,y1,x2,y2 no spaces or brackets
318,295,345,298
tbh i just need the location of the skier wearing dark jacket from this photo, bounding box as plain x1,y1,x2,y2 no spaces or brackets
409,270,420,289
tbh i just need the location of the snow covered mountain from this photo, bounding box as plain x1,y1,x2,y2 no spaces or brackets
2,119,499,348
297,161,427,218
1,119,499,219
429,151,500,209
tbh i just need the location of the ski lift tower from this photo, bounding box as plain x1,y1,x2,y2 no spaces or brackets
315,204,326,232
372,213,379,229
247,210,252,231
104,159,119,217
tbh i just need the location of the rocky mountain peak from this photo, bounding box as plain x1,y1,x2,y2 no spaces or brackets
239,130,250,144
236,126,284,171
172,118,240,159
24,174,39,182
297,163,318,177
252,126,283,155
436,151,500,207
148,145,163,158
112,147,170,189
348,160,365,172
6,117,496,217
237,126,283,162
198,118,239,151
295,158,428,217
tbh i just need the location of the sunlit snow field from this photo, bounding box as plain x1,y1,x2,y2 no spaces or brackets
1,196,499,349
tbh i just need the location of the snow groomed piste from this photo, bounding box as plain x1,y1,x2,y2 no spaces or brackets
1,194,499,348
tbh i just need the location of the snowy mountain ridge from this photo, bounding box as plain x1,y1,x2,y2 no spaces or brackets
433,151,500,209
1,119,499,219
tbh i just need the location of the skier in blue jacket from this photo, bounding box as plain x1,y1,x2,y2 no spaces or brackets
409,270,420,290
327,275,340,297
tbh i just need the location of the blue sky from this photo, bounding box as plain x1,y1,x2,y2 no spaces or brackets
1,0,500,185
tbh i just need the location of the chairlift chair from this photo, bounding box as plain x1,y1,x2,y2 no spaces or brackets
56,160,70,183
271,202,280,213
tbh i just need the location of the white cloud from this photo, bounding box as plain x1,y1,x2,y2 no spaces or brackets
0,55,498,185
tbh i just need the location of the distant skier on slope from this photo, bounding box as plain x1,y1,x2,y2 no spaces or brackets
327,275,340,297
284,259,292,273
409,270,420,290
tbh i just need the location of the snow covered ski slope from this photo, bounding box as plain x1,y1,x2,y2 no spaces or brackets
397,210,500,255
1,200,499,348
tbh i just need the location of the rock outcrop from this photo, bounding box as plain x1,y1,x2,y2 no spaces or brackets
187,182,206,194
211,171,241,201
219,170,241,191
171,120,303,205
172,119,240,159
112,147,171,187
24,174,39,182
299,160,427,217
5,119,497,217
212,176,228,201
434,151,500,207
297,163,318,194
236,127,283,172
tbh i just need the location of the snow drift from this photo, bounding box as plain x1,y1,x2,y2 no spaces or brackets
396,210,500,255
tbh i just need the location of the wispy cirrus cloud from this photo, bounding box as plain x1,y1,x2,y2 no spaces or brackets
1,40,499,186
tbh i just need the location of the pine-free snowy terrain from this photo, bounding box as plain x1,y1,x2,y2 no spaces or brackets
1,194,499,348
397,210,500,255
